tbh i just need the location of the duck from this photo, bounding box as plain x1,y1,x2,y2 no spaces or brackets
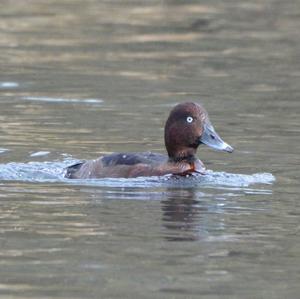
65,102,233,179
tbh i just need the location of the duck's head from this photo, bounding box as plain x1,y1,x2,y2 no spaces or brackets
164,102,233,161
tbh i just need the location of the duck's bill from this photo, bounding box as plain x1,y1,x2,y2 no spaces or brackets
200,123,234,153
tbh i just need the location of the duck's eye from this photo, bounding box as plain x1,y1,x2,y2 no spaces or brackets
186,116,193,123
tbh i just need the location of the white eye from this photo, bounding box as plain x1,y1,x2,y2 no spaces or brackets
186,116,193,123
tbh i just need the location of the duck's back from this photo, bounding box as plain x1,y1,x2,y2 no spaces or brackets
101,152,167,166
65,152,168,179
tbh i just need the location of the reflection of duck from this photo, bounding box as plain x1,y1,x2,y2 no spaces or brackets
161,189,205,241
65,102,233,179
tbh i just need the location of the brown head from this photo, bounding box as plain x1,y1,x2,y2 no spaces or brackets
164,102,233,161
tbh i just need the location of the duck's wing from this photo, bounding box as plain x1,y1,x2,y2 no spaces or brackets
65,152,168,179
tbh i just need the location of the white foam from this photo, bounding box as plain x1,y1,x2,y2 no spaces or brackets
0,160,275,192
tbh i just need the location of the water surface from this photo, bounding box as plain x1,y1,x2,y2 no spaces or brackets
0,0,300,298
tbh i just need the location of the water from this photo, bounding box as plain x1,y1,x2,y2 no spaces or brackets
0,0,300,298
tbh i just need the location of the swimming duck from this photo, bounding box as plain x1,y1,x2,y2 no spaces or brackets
65,102,233,179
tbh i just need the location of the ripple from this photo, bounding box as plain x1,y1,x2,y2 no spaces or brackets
0,81,19,88
23,96,103,104
30,151,50,157
0,148,9,154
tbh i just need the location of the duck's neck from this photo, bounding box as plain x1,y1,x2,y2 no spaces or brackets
167,146,198,162
168,153,197,164
168,152,206,175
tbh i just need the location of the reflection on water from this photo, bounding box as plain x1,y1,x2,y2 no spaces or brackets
1,0,300,298
162,189,206,241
